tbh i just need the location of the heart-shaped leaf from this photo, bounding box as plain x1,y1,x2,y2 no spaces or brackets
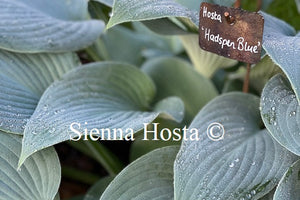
142,57,218,124
100,146,179,200
174,92,298,200
0,51,79,134
261,74,300,156
0,0,104,52
261,12,300,102
274,159,300,199
0,131,60,200
19,62,184,166
180,34,237,77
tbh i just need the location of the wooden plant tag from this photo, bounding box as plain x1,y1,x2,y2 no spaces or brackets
199,2,264,64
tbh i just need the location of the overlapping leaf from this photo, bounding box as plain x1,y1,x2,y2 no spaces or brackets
107,0,198,32
107,0,235,34
0,131,60,200
142,57,218,124
261,75,300,156
248,56,282,93
0,51,79,134
98,25,182,65
175,0,235,11
19,62,184,166
174,93,298,200
274,159,300,199
100,146,179,200
0,0,104,52
130,118,182,161
261,12,300,102
180,34,237,77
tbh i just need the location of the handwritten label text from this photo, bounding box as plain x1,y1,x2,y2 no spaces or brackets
202,27,261,54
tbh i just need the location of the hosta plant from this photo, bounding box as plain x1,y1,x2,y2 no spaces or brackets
0,0,299,200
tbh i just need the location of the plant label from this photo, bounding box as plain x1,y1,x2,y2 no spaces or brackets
199,2,264,64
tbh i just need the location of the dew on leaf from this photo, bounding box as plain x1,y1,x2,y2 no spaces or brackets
289,111,296,116
271,106,276,111
246,193,252,199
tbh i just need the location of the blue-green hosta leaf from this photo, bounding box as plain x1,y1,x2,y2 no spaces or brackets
231,56,282,94
19,62,183,166
297,0,300,13
0,131,60,200
0,0,104,52
107,0,235,33
92,0,114,7
248,56,282,93
99,25,181,65
0,75,38,135
142,57,218,124
274,159,300,199
141,18,193,35
130,118,182,161
0,51,79,134
261,12,300,102
175,0,234,11
154,97,184,123
261,75,300,156
107,0,199,31
84,176,113,200
93,23,183,64
15,0,89,21
100,146,179,200
174,93,298,200
131,22,184,55
180,34,237,77
54,193,60,200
